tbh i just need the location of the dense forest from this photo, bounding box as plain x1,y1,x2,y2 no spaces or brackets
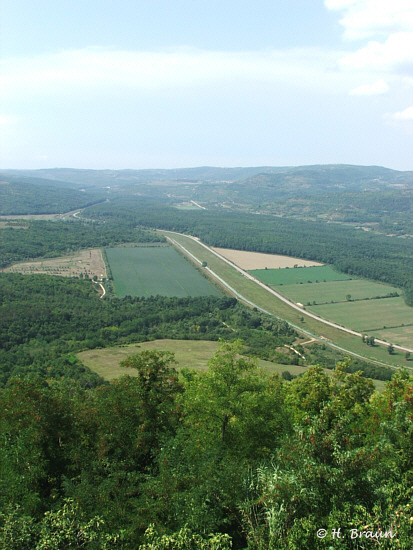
1,343,412,548
0,273,303,387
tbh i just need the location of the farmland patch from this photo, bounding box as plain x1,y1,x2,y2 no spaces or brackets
106,245,221,298
1,248,106,279
308,297,413,334
212,247,323,269
372,325,413,349
250,265,350,286
277,279,401,305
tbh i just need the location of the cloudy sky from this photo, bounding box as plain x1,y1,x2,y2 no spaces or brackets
1,0,412,170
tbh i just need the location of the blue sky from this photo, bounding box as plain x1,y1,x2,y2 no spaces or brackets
1,0,412,170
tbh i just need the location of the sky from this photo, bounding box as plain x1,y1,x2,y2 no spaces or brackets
1,0,412,170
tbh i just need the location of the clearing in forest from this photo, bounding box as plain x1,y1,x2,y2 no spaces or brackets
212,247,323,269
0,249,106,280
250,265,350,286
106,245,221,298
77,339,309,381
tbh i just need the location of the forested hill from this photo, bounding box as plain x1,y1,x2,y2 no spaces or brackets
1,166,279,186
226,165,413,201
4,164,413,189
0,174,107,215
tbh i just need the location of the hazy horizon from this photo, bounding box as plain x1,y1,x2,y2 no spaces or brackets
1,1,412,171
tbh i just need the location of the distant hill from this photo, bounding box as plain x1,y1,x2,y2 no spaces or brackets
2,165,412,222
227,165,413,199
0,166,283,187
0,174,106,215
3,164,412,191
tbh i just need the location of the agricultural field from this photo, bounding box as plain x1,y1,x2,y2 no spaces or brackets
77,339,313,381
309,297,413,333
0,248,106,279
373,325,413,348
250,265,350,286
277,279,401,305
212,247,323,269
106,245,221,298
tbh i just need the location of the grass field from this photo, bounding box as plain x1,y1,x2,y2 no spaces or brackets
373,325,413,348
78,339,387,390
77,339,325,381
309,297,413,333
277,279,401,305
250,265,351,286
106,245,221,298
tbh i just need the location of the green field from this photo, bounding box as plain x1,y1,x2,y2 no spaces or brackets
309,297,413,333
106,245,221,298
77,339,325,381
277,279,401,305
164,232,413,367
250,265,350,286
373,325,413,348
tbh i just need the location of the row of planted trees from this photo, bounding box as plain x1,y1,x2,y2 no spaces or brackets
1,341,412,549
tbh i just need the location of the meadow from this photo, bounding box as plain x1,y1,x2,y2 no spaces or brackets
250,265,350,286
277,279,401,305
77,339,319,381
106,245,221,298
309,296,413,333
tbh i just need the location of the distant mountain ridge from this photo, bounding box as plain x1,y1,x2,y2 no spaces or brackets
3,164,412,191
1,165,413,220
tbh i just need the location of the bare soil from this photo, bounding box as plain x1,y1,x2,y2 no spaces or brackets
1,248,107,280
211,247,323,270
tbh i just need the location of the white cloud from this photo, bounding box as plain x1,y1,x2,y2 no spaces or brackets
389,106,413,120
349,79,389,95
326,1,413,101
325,0,413,40
339,32,413,70
0,46,347,101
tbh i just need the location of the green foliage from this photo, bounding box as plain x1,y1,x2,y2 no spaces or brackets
182,340,290,457
0,274,297,387
240,367,413,549
139,525,232,549
1,354,412,548
0,500,122,550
